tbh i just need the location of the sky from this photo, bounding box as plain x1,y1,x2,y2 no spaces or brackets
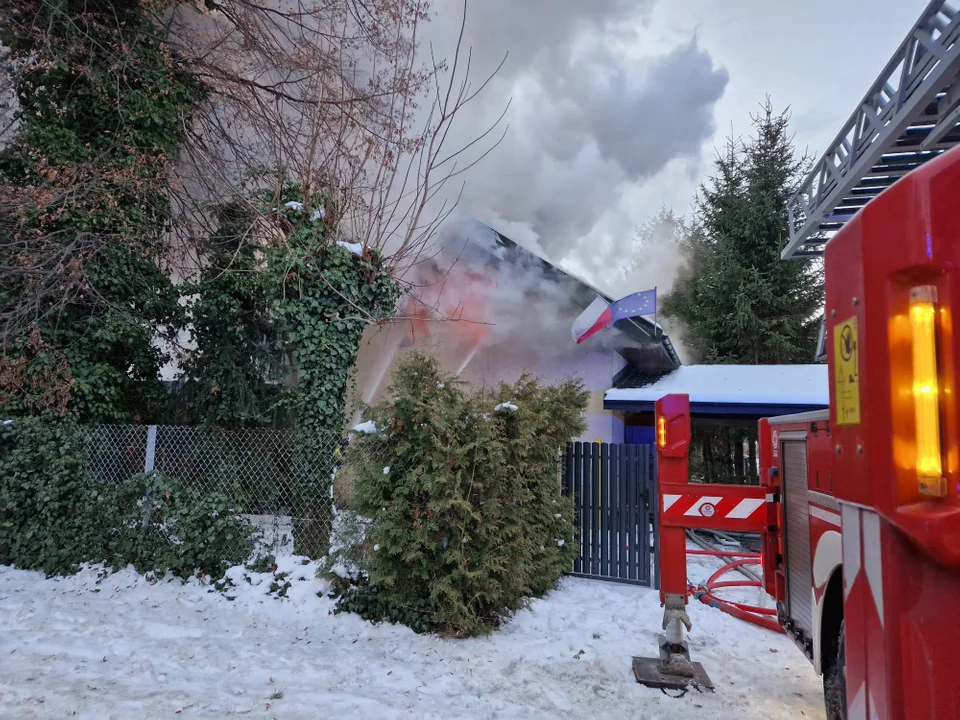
636,0,927,216
422,0,930,296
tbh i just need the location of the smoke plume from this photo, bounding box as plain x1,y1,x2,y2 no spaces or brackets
420,0,728,296
401,219,642,373
356,1,729,405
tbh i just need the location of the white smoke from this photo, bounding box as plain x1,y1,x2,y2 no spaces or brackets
414,217,641,361
419,0,728,295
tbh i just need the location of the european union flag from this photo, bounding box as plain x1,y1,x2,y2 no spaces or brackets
572,288,657,344
609,288,657,322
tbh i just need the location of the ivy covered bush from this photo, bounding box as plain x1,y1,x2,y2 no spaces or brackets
0,419,253,578
269,189,399,556
330,352,588,636
0,0,204,423
176,198,289,429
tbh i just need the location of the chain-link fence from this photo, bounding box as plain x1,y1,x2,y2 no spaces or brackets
82,424,390,562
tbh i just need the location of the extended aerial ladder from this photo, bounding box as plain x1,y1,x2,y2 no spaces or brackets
791,0,960,360
785,0,960,261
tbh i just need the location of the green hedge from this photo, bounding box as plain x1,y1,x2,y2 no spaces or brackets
330,352,588,636
0,419,253,578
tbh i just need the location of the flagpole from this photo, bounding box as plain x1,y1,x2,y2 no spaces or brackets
655,286,662,378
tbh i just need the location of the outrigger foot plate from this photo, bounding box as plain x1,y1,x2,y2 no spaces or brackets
631,656,715,691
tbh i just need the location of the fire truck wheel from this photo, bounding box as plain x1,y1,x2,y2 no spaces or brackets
823,620,847,720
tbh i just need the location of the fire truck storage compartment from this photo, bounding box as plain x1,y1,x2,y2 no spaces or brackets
781,438,814,638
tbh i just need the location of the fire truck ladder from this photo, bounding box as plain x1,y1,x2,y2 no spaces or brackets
784,0,960,261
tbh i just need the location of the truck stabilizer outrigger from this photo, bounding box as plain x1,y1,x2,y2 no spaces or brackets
633,393,771,692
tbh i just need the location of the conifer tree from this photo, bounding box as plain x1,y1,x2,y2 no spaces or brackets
663,101,823,364
335,352,586,636
632,206,690,271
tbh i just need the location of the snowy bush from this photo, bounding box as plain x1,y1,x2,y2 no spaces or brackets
0,419,254,578
130,473,256,578
321,506,374,589
332,352,586,636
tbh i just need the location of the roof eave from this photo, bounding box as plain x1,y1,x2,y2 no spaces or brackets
603,399,829,417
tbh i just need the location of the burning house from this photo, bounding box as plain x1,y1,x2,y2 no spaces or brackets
350,220,681,443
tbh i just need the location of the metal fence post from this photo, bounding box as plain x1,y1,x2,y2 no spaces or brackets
141,425,158,530
650,446,660,590
144,425,157,473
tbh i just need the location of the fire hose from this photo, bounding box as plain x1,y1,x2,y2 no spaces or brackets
685,530,783,634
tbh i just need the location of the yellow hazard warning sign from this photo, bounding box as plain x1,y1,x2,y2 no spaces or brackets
834,316,861,425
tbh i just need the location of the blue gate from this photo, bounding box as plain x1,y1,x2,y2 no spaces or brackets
562,442,657,587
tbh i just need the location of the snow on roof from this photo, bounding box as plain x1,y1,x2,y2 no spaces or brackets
605,364,829,407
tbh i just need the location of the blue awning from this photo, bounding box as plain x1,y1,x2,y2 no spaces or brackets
605,398,827,418
604,364,829,418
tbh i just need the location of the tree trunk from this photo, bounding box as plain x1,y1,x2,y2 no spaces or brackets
724,428,734,483
702,433,713,483
734,433,745,484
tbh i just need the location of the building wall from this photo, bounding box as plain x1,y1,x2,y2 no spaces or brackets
582,398,625,443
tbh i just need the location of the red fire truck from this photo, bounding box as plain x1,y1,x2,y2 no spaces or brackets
645,142,960,720
749,5,960,715
758,138,960,720
639,5,960,717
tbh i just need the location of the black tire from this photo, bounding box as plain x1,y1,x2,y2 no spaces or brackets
823,620,847,720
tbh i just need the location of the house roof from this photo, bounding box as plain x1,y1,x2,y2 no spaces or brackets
611,364,673,389
604,364,829,417
462,220,681,375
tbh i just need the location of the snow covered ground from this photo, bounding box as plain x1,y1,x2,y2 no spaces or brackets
0,557,824,720
244,514,295,559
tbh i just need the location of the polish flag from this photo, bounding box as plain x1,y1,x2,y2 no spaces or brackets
571,289,657,344
571,296,610,344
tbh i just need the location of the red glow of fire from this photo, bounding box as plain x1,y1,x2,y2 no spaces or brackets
403,264,495,344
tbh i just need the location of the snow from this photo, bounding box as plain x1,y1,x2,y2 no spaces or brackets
328,561,354,580
311,208,325,221
352,420,378,434
337,241,365,257
494,402,518,412
284,201,304,212
244,513,294,558
605,364,829,407
0,557,824,719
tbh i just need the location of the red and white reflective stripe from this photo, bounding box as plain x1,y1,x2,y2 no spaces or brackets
662,493,765,521
848,686,881,720
842,505,861,601
809,504,842,527
727,498,766,518
848,685,867,720
861,511,884,627
842,505,886,720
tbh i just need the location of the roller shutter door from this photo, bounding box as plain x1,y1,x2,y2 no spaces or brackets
782,439,813,637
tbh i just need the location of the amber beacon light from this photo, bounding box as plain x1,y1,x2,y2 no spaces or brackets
909,284,946,497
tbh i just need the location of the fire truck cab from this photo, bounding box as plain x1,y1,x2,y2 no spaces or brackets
760,145,960,719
